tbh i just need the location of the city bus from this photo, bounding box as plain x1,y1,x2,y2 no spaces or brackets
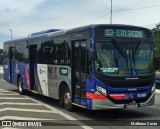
3,24,156,111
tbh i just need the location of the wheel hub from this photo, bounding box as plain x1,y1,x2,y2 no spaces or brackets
18,81,22,92
64,92,71,105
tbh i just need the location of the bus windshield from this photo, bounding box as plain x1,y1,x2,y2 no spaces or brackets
94,40,154,77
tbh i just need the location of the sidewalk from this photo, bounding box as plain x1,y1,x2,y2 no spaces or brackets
0,66,3,74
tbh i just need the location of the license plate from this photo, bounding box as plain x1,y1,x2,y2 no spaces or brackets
126,104,137,108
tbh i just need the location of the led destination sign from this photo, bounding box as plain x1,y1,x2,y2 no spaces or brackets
105,29,143,38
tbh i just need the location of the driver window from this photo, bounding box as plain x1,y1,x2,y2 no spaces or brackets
100,50,112,67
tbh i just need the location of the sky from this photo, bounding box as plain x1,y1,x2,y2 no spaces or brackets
0,0,160,48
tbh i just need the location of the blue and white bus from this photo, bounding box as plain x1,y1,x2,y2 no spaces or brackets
3,24,156,110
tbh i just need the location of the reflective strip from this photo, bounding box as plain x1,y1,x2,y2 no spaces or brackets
72,103,86,108
31,90,39,94
108,94,125,100
86,92,108,100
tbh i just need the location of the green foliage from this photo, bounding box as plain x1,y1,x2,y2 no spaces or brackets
153,23,160,69
0,48,3,65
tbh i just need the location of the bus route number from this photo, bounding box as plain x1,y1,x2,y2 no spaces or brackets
105,29,143,38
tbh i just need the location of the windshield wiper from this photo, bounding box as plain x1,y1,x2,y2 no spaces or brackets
112,38,129,68
133,40,143,57
112,38,127,57
132,40,143,67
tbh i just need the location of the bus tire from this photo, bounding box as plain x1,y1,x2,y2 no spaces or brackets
63,87,73,111
17,77,25,95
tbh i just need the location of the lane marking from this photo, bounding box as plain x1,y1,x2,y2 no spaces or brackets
0,88,17,92
0,116,54,121
0,98,29,100
0,102,43,106
156,90,160,94
0,91,16,93
0,108,57,113
0,94,19,96
0,89,18,94
2,127,22,129
25,96,93,129
0,88,93,129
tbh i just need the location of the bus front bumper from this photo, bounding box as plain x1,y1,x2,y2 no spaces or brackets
91,90,155,110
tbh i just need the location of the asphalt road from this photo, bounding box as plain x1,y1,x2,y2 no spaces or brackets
0,73,160,129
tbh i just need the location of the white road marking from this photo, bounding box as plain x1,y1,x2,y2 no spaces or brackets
0,67,3,73
0,89,18,94
0,102,43,106
0,108,57,113
2,128,22,129
0,88,17,92
0,98,28,100
26,96,93,129
156,89,160,94
0,116,54,121
0,89,93,129
0,91,16,93
0,94,19,95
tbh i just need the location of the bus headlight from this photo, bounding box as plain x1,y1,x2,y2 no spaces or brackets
96,85,107,96
152,84,156,93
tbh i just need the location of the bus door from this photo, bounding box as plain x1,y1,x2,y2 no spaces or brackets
72,41,87,104
9,47,15,84
29,45,37,90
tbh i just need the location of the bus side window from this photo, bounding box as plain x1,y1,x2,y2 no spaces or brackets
15,43,24,62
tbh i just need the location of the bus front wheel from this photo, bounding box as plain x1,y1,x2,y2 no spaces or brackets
17,77,25,95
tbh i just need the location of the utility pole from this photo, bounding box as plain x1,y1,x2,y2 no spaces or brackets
110,0,113,24
9,29,13,40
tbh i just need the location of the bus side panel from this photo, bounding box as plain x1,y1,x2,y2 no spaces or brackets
34,64,47,95
47,65,71,100
12,61,16,84
3,44,8,82
33,64,71,100
4,61,15,84
86,79,93,110
85,26,95,110
22,63,30,90
34,64,42,93
14,62,30,90
4,61,10,83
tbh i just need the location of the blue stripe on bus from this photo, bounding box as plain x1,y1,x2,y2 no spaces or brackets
73,99,86,107
74,98,80,104
86,79,95,93
81,99,86,106
34,64,38,91
91,26,96,94
86,98,92,110
4,62,29,90
4,61,10,83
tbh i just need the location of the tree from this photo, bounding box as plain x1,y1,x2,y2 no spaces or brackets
153,23,160,69
0,48,3,65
